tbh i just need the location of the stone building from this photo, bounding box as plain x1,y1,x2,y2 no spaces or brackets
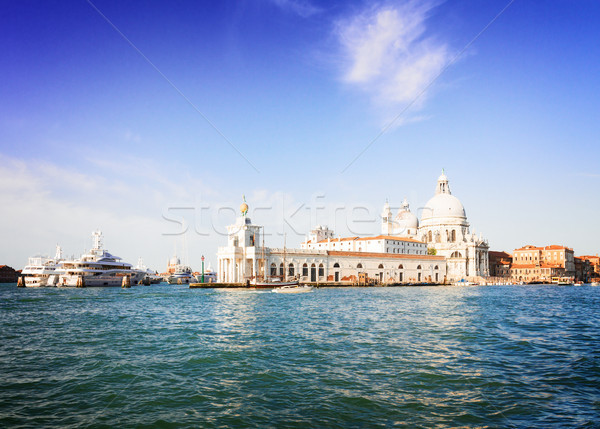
217,204,446,284
382,171,489,281
0,265,20,283
510,245,575,282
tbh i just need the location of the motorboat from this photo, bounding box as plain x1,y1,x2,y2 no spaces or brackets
273,284,313,294
20,245,63,287
250,277,299,289
58,231,144,287
551,276,574,286
453,279,478,286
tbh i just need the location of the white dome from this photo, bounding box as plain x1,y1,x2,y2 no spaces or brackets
421,193,466,220
395,199,419,230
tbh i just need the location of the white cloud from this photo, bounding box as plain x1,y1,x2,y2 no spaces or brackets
336,1,450,116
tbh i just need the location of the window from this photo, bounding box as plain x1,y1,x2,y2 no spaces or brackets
302,263,308,277
451,230,456,242
378,264,384,269
428,231,432,242
279,263,284,276
398,264,403,269
357,263,363,269
270,263,277,276
318,263,324,277
334,263,340,268
288,263,294,277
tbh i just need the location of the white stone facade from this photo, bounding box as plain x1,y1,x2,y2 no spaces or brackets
217,216,446,284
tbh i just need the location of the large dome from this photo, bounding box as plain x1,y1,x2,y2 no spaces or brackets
421,193,466,220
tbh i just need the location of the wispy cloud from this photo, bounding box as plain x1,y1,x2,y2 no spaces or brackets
268,0,322,18
336,1,450,117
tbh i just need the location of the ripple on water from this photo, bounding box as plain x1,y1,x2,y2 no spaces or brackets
0,284,599,428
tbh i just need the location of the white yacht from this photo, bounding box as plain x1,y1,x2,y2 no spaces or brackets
135,258,163,284
21,245,64,287
58,231,144,287
167,265,193,284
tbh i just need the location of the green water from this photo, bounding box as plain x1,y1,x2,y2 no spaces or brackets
1,284,599,428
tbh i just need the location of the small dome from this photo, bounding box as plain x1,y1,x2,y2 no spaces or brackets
395,198,418,230
421,194,466,220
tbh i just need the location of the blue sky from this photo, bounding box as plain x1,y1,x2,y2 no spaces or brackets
1,0,599,271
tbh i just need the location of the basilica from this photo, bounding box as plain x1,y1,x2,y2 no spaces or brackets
381,171,489,280
216,171,489,284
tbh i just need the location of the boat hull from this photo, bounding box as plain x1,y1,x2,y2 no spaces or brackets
58,272,144,287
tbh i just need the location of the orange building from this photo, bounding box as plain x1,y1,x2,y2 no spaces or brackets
488,251,512,278
510,245,575,283
578,255,600,281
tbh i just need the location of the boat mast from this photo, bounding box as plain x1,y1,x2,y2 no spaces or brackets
283,233,287,281
262,227,266,281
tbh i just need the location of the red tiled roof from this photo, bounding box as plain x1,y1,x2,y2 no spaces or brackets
316,235,424,244
326,250,443,260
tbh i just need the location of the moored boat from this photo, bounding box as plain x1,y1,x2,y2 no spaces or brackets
58,231,144,287
167,266,193,284
551,276,574,286
21,245,64,287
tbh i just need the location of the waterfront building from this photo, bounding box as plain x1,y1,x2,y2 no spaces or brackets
382,171,489,281
574,257,591,283
0,265,20,283
579,255,600,281
217,204,446,284
488,251,512,279
510,245,575,283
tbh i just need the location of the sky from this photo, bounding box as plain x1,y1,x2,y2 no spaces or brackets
1,0,599,271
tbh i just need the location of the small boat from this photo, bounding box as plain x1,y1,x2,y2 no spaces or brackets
574,281,584,286
591,282,599,286
273,284,313,294
551,276,573,286
251,279,299,289
453,279,478,286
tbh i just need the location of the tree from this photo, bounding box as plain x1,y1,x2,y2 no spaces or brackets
427,248,437,256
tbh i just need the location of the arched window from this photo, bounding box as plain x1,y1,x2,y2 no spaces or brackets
450,251,462,258
417,265,421,270
434,265,439,270
279,263,284,276
333,263,340,268
318,263,324,277
378,264,384,269
270,263,277,276
451,230,456,242
288,263,294,277
357,263,363,269
446,230,450,241
398,264,403,269
428,231,432,242
302,263,308,277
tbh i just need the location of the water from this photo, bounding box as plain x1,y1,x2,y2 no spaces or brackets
1,284,599,428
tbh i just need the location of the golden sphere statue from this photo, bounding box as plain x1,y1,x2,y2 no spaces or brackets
240,202,248,215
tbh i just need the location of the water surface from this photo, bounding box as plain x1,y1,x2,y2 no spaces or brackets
1,284,599,428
